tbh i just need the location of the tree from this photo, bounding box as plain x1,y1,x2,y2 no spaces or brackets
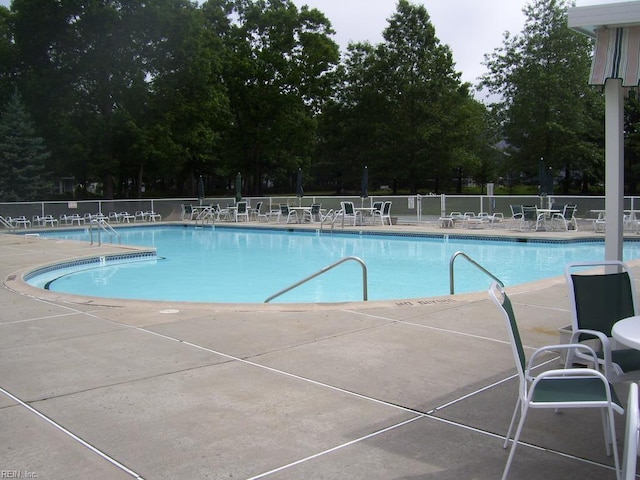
0,5,18,101
204,0,340,195
134,1,230,197
480,0,603,193
11,0,218,199
318,0,488,194
0,91,50,201
625,92,640,194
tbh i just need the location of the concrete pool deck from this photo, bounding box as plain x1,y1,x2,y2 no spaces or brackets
1,222,639,479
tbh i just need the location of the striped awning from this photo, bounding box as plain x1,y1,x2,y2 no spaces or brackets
590,26,640,86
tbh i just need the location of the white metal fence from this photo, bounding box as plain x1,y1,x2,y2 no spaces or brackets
0,194,623,226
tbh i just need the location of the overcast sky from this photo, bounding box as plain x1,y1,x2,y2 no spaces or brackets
293,0,631,95
0,0,630,97
294,0,527,90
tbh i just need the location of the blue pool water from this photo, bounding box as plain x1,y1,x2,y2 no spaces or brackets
28,226,640,303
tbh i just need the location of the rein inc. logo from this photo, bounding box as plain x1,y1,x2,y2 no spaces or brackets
1,471,37,478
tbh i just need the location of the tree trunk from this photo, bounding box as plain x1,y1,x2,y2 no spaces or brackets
103,173,114,199
136,163,144,198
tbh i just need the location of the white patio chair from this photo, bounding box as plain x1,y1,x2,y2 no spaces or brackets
303,204,325,223
622,382,640,480
516,205,545,231
277,204,298,224
235,201,249,222
373,201,392,226
250,202,266,221
181,204,197,221
564,261,640,385
489,281,623,480
339,201,361,226
551,204,578,231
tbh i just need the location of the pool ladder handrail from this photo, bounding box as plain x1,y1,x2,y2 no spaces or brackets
319,208,341,233
264,256,368,303
449,251,503,295
0,215,15,230
90,218,121,246
195,206,216,227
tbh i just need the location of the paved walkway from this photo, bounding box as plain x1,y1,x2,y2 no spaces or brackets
0,223,637,479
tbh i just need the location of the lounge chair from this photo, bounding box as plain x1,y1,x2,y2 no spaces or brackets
109,212,133,223
60,213,84,225
478,212,504,228
42,215,58,227
120,212,135,223
10,216,31,228
32,215,54,227
565,260,640,384
464,212,486,229
438,215,454,228
489,281,623,480
135,210,161,222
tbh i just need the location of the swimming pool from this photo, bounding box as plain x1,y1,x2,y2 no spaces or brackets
27,225,640,303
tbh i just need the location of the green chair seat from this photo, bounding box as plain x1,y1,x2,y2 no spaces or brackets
532,377,622,406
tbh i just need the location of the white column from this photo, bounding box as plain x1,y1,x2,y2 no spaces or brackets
604,78,624,261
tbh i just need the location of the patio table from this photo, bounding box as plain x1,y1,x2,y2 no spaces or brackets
536,208,561,230
355,207,376,225
612,316,640,350
289,206,312,223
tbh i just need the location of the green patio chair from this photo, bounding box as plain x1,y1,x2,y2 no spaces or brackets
519,205,545,231
489,281,623,480
565,261,640,384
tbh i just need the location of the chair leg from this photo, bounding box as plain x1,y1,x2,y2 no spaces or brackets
502,402,528,480
601,406,621,480
601,408,613,457
503,398,521,449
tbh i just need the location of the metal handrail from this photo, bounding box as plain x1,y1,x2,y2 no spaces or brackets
195,206,214,227
90,218,121,246
264,256,367,303
319,208,339,233
449,251,503,295
0,215,14,230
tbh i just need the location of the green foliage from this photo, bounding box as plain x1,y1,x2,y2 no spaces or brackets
480,0,603,193
0,0,615,199
625,91,640,194
317,0,490,194
210,0,339,195
0,91,50,201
